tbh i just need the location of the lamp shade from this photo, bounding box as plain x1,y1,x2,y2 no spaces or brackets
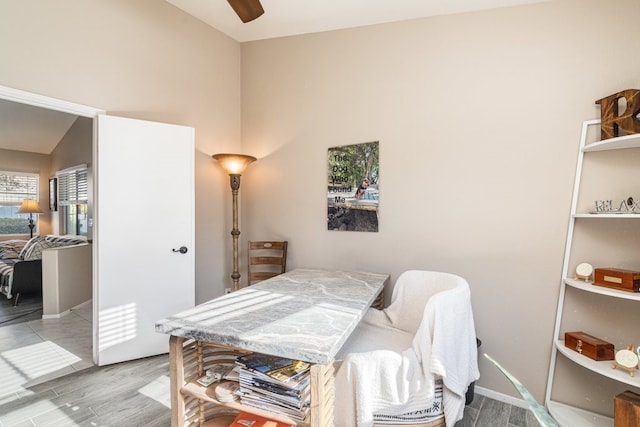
212,153,257,175
16,199,44,214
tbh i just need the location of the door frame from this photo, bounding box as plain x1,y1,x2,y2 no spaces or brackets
0,85,105,363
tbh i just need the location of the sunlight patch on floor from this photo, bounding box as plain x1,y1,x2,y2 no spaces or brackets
138,374,171,408
0,340,82,396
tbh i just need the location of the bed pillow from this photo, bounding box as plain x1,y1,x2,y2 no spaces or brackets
23,238,56,261
18,236,46,260
0,240,26,259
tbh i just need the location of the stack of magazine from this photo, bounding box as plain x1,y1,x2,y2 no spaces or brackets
235,353,311,422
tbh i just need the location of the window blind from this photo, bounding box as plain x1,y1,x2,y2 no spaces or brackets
0,171,39,206
57,165,88,206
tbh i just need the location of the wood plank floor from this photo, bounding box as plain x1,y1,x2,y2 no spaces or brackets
0,305,540,426
457,394,541,427
0,354,541,427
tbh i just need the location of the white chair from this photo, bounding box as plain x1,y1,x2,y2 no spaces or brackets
334,270,480,427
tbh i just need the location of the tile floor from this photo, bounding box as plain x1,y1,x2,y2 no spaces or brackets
0,302,94,400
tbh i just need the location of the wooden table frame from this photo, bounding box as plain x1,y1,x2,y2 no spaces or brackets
169,336,336,427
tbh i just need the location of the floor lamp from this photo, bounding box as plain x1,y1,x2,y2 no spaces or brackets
212,153,257,292
16,199,44,239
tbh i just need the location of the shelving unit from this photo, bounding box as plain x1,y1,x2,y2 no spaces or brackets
544,119,640,426
169,336,335,427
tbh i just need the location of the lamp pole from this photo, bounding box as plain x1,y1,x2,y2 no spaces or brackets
229,174,242,291
212,153,257,292
27,213,35,239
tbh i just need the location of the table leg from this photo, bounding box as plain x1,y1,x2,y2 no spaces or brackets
310,362,336,427
169,335,186,427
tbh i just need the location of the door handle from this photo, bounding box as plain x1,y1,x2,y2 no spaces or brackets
172,246,188,254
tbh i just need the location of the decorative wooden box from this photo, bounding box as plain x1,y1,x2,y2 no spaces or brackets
594,268,640,292
615,390,640,427
565,331,615,361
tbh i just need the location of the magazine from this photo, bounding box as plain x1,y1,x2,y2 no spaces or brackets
237,353,310,380
239,373,310,399
236,352,312,422
236,353,310,387
238,382,310,409
239,394,310,422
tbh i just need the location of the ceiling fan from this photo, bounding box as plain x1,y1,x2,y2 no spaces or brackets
227,0,264,23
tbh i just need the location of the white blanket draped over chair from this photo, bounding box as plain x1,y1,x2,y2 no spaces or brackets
334,270,480,427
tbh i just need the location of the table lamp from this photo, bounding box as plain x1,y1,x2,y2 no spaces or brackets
17,199,44,239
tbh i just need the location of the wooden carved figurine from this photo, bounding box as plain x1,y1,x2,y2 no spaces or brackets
595,89,640,140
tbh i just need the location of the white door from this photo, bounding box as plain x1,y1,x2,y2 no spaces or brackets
94,115,195,366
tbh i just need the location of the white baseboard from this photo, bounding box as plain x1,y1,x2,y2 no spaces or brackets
475,385,529,409
72,299,92,310
42,310,69,319
41,299,92,320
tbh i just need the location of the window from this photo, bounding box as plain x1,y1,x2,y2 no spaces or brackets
0,171,39,235
57,165,88,236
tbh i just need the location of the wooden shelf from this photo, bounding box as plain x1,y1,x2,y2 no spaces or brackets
583,132,640,152
564,278,640,301
200,415,238,427
574,213,640,218
547,401,612,427
181,381,309,426
555,340,640,389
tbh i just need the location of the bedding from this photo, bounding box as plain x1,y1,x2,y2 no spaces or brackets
0,235,86,299
0,239,26,260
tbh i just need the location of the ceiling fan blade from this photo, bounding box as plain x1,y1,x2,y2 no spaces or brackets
227,0,264,23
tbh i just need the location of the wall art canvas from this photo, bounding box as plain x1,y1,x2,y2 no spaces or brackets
327,141,379,232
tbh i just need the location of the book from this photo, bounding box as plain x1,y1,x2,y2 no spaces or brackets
230,411,295,427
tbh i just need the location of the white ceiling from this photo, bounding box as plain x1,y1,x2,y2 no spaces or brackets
1,0,549,155
165,0,548,42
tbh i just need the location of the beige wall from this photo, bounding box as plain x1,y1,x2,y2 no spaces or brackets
0,0,242,302
42,243,92,317
0,148,52,237
50,117,92,175
3,0,639,413
240,0,640,406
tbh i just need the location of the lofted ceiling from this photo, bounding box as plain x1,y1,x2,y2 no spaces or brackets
165,0,549,43
1,0,549,154
0,99,78,155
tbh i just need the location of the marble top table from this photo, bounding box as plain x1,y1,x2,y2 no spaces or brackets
155,268,388,364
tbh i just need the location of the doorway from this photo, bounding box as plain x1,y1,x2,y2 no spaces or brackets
0,85,196,369
0,86,104,363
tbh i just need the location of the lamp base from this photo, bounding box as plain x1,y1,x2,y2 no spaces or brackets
28,220,35,239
